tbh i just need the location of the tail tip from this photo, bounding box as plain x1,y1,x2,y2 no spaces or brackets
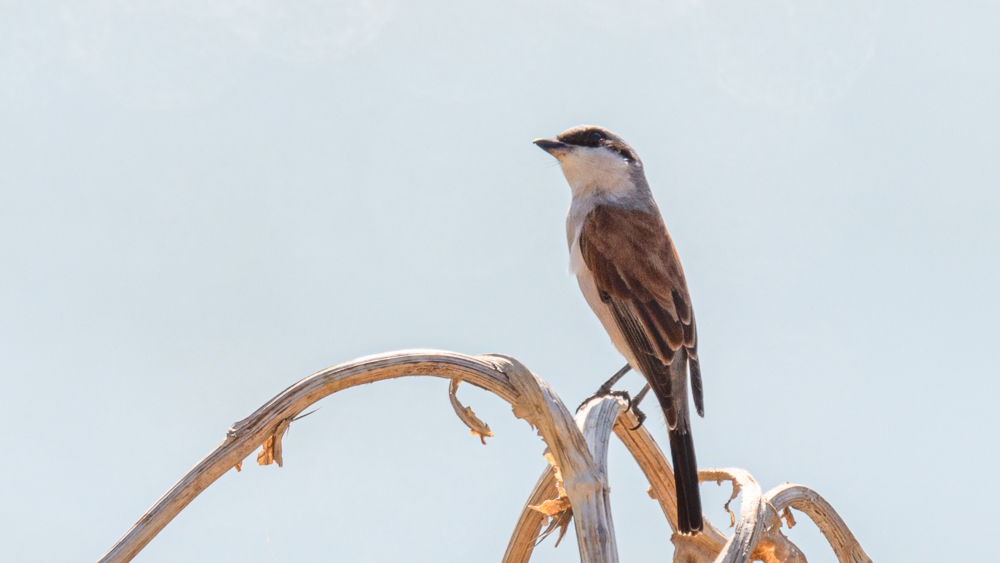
677,511,704,536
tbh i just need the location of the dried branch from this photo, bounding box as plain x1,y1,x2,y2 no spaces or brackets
95,350,619,563
611,406,730,557
95,349,872,563
693,468,767,563
503,395,624,562
570,396,623,559
764,484,872,563
509,405,778,563
502,366,620,563
505,399,863,563
504,466,560,563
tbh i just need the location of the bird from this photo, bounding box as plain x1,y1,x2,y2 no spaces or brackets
534,125,704,535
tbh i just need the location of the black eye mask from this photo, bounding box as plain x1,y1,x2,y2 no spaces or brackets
557,128,636,162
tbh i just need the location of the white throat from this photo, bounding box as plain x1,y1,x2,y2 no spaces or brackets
558,146,635,199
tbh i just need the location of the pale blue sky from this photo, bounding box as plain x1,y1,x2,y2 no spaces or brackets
1,1,998,561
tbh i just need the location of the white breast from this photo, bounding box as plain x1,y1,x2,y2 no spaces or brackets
568,223,586,275
565,193,599,274
574,259,640,369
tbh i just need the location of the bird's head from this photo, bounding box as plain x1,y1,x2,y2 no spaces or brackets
534,125,643,197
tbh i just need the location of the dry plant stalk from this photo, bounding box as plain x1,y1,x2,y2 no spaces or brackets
95,349,872,563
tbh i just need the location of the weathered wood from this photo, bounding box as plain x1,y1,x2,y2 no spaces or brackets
612,406,730,557
508,412,768,563
764,484,872,563
695,468,767,563
95,349,872,563
501,358,620,563
502,396,627,563
518,400,869,563
502,465,559,563
96,350,620,563
566,397,624,562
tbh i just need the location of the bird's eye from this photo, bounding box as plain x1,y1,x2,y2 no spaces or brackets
589,131,603,143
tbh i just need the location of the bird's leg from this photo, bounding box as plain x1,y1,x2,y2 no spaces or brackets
577,364,632,412
577,365,651,431
598,363,632,395
628,384,651,431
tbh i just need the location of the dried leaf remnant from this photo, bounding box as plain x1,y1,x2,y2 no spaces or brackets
256,417,291,467
449,379,495,444
530,450,574,547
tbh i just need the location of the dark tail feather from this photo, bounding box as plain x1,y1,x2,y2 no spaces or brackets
689,356,704,418
669,425,703,535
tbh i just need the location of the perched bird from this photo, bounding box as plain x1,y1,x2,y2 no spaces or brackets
535,126,704,535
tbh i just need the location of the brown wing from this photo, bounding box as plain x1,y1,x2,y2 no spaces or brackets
579,204,703,418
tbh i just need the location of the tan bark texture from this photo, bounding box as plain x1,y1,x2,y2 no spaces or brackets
95,349,871,563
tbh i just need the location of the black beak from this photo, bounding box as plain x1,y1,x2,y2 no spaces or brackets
533,138,569,156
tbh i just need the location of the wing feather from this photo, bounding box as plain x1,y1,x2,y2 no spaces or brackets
580,204,703,418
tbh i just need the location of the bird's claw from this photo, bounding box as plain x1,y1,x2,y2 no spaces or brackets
628,403,647,431
608,389,633,411
577,383,619,412
610,390,651,431
627,384,651,431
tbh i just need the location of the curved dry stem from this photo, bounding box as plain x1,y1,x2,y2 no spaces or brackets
96,350,618,563
503,465,559,563
693,468,766,563
568,397,623,559
95,347,873,563
612,407,729,555
505,400,872,563
502,396,623,563
764,484,872,563
503,365,619,563
510,400,745,563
